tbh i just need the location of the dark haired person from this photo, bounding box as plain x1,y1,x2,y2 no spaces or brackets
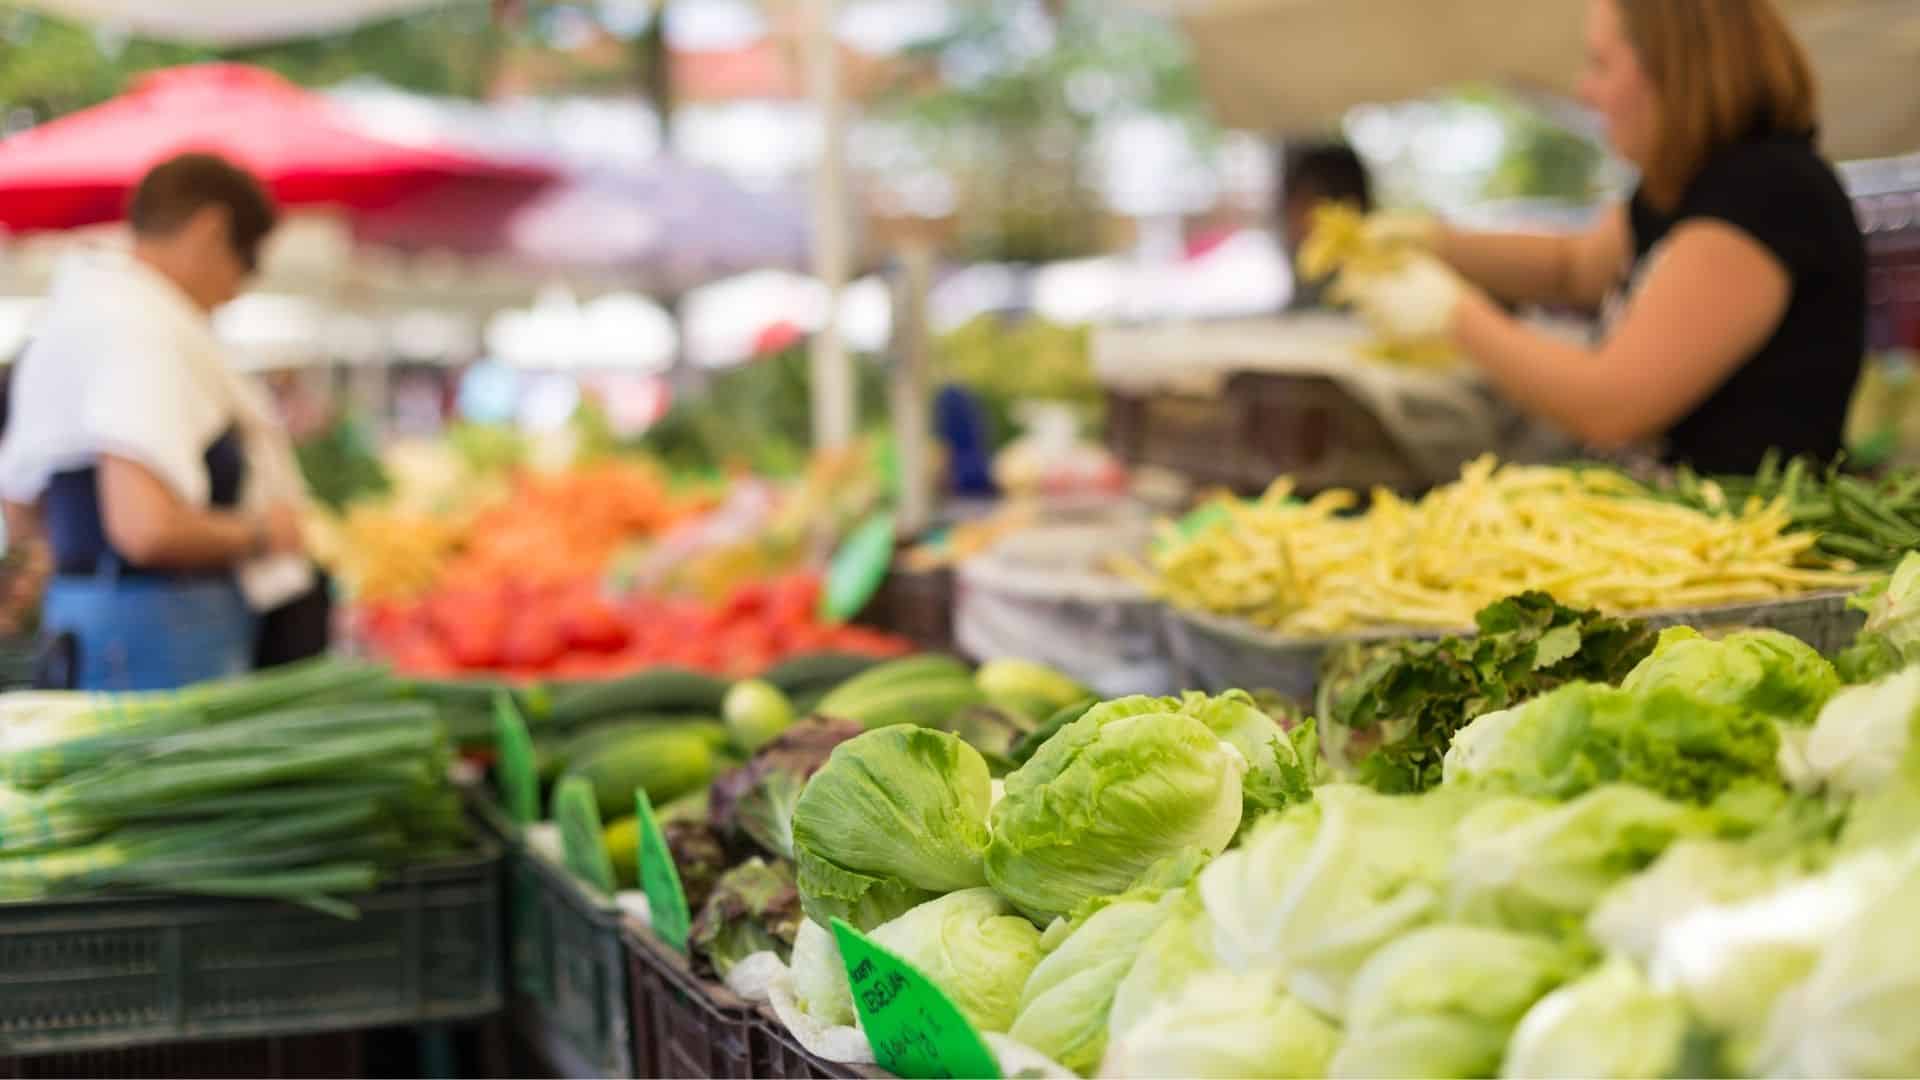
1330,0,1865,474
0,152,311,689
1279,142,1376,311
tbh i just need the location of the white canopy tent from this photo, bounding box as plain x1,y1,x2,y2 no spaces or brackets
6,0,476,45
1144,0,1920,161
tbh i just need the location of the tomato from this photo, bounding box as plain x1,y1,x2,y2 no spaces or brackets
559,594,631,652
502,616,566,671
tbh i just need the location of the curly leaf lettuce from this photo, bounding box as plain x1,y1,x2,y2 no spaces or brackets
1621,626,1838,725
1444,681,1782,804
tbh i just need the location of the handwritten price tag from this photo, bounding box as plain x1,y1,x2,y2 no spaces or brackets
831,918,1000,1080
636,789,692,953
491,692,539,825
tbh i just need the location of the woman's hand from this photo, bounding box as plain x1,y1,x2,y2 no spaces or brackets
1339,254,1471,342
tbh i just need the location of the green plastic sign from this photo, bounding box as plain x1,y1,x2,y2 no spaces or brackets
821,513,896,624
554,775,618,894
635,789,692,953
831,918,1001,1080
491,692,539,825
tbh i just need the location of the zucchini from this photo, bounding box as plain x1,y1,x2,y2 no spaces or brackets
562,728,719,820
547,668,732,729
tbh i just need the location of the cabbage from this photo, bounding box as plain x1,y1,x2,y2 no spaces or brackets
791,727,992,929
1753,843,1920,1078
1500,956,1688,1079
1587,839,1800,964
1329,924,1576,1079
1448,784,1705,932
1101,971,1339,1079
1621,626,1838,724
1198,785,1474,1016
873,888,1045,1034
1792,666,1920,798
1106,888,1219,1040
1443,681,1780,804
1650,849,1904,1070
985,696,1244,923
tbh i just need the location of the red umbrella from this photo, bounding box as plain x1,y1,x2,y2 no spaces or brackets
0,64,553,233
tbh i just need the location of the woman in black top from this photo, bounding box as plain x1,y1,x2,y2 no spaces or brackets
1336,0,1865,474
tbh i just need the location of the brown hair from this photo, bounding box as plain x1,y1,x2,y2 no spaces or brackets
127,152,278,270
1613,0,1819,210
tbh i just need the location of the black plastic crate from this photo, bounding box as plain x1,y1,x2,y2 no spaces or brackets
0,1030,366,1079
623,925,760,1079
473,797,637,1079
0,846,502,1057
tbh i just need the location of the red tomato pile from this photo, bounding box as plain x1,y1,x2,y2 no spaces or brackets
357,572,911,680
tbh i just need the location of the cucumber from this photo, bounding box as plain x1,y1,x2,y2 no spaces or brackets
547,668,731,729
562,727,719,820
555,718,726,772
762,652,889,695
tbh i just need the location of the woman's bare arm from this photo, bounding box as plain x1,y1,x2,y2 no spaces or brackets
1450,218,1791,448
1435,204,1633,313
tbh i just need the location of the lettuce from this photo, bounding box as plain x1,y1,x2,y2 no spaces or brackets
1106,888,1219,1041
1753,844,1920,1078
1650,850,1904,1070
1834,552,1920,684
791,727,992,929
1443,681,1781,804
1101,971,1339,1080
1587,839,1803,965
1447,784,1707,932
1330,924,1577,1079
1791,666,1920,798
1500,956,1688,1079
1008,883,1191,1074
1622,626,1838,724
870,888,1044,1034
1198,785,1475,1017
986,696,1244,923
1318,593,1655,793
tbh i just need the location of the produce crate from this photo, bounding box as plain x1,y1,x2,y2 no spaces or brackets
0,1031,366,1079
1095,318,1515,497
1164,590,1865,700
622,924,760,1079
858,563,956,655
0,845,502,1057
751,1007,890,1080
472,799,640,1080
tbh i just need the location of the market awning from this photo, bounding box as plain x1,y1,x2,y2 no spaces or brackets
1150,0,1920,161
0,64,553,234
3,0,472,46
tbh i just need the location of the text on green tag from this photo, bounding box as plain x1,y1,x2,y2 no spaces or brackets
636,789,692,953
831,918,1000,1080
491,691,539,825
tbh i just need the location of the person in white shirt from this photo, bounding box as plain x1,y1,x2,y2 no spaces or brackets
0,153,308,689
